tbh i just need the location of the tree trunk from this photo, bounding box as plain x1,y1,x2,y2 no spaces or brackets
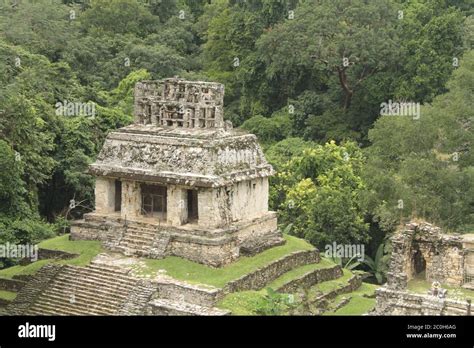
337,66,353,110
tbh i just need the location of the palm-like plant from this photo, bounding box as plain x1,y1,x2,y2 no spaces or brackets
362,243,389,284
330,253,362,270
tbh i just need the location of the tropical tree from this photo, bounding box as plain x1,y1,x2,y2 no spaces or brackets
276,141,370,249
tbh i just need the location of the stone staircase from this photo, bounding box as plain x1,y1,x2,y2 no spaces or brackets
7,261,230,316
21,264,145,315
146,298,229,316
118,279,159,315
7,264,64,315
113,225,170,259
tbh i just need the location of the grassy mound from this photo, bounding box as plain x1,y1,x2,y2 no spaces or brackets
324,283,378,315
267,258,335,290
217,259,343,315
0,290,17,301
217,266,378,316
217,290,269,315
0,235,103,279
133,234,314,288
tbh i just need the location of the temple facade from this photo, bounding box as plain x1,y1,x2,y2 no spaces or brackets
71,78,284,267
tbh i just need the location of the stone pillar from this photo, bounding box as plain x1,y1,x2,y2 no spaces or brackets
94,177,115,214
121,180,141,219
167,185,187,226
198,188,223,228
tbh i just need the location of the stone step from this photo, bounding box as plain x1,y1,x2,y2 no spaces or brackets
33,278,131,310
125,225,157,232
59,265,134,280
40,289,124,312
86,263,133,276
147,299,230,316
45,274,134,298
33,291,119,314
19,263,152,315
114,246,150,257
122,233,158,241
49,282,131,306
119,240,153,250
52,277,136,297
124,228,157,237
28,303,98,316
29,292,117,315
63,264,136,281
55,271,136,289
29,299,111,316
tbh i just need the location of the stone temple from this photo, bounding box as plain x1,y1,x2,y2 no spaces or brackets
71,78,284,267
373,221,474,315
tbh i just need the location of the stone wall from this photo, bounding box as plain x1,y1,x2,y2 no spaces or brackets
94,177,116,214
276,265,343,293
230,178,269,222
311,274,363,304
154,280,224,307
197,187,226,228
134,78,225,129
386,221,465,289
376,221,473,316
374,287,471,315
168,236,239,267
0,278,26,292
224,250,320,292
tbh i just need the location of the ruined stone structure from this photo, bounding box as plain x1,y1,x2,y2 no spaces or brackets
71,78,283,267
386,221,473,289
374,221,474,315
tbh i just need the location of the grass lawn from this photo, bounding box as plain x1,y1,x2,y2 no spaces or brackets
39,234,103,267
307,269,353,300
407,277,474,300
0,289,18,301
217,290,268,315
325,283,379,316
134,234,314,288
0,235,103,279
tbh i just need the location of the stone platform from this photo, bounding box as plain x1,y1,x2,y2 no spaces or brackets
71,211,283,267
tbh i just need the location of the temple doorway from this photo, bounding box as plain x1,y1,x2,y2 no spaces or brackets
187,189,198,223
413,249,426,278
141,184,167,220
114,180,122,212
